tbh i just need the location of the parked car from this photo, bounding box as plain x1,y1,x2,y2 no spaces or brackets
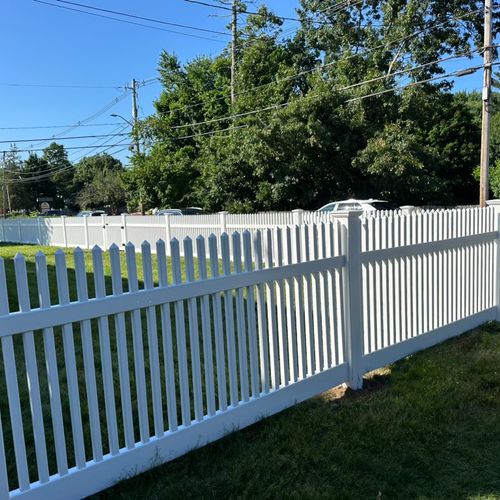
156,207,205,216
76,210,106,217
156,209,183,216
39,209,64,217
318,199,397,213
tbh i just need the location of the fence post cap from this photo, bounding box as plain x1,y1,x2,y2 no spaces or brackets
292,208,304,213
486,199,500,207
331,209,363,219
218,210,229,214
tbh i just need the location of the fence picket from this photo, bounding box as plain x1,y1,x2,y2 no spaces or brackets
184,237,204,421
242,230,260,398
14,253,50,483
300,225,314,375
273,227,289,385
35,252,68,476
293,225,306,378
109,244,135,449
283,226,298,380
221,233,239,405
232,232,250,401
54,250,87,468
310,224,324,372
208,234,228,410
91,247,120,455
195,236,217,414
253,230,270,393
125,243,150,441
156,239,179,431
73,248,103,462
263,229,279,389
170,239,192,425
142,241,165,436
0,258,30,491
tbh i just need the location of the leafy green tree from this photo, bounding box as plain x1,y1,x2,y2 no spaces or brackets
128,0,494,212
42,142,74,208
76,169,126,214
73,153,124,191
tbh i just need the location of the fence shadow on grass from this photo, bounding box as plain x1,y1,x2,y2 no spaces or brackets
0,247,254,492
91,323,500,499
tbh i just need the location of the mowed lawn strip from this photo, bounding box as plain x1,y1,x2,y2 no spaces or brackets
94,322,500,500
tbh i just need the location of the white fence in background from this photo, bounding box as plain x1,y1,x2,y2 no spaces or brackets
0,204,497,498
0,208,417,253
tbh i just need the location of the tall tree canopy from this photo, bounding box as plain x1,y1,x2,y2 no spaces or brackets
127,0,497,212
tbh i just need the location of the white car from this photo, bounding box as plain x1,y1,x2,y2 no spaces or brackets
318,199,394,213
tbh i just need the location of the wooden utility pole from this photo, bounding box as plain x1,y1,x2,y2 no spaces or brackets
480,0,493,207
230,0,237,103
131,78,140,154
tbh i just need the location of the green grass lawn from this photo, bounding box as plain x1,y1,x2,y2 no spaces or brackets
3,244,500,499
93,321,500,500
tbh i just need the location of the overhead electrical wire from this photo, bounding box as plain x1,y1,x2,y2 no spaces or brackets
0,143,133,154
164,62,496,143
26,90,130,149
0,122,122,130
53,0,230,35
7,136,134,184
69,124,130,162
0,132,129,145
33,0,228,43
169,48,487,131
2,82,123,89
155,7,483,119
2,61,492,181
184,0,365,23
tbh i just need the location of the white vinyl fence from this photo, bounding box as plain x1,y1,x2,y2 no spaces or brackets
0,204,498,498
0,208,415,253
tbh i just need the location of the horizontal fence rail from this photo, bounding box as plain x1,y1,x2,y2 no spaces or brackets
0,204,497,499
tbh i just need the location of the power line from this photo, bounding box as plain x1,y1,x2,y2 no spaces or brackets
184,0,365,23
169,49,486,130
26,90,130,149
54,0,230,35
2,83,123,89
184,0,303,22
33,0,227,43
156,7,483,118
69,125,129,162
0,122,123,130
155,62,497,145
0,133,129,145
0,143,133,154
173,124,248,140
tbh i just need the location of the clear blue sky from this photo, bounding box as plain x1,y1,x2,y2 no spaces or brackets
1,0,488,165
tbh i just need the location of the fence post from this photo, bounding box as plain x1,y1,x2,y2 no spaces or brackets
83,215,89,250
334,209,364,389
101,214,108,249
121,214,128,248
164,214,171,256
61,215,68,248
292,209,304,226
37,217,42,244
17,220,22,242
400,205,415,215
487,200,500,319
219,211,228,234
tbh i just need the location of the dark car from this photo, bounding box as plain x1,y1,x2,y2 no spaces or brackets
40,209,64,217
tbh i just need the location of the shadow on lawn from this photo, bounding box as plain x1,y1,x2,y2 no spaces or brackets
92,323,500,500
